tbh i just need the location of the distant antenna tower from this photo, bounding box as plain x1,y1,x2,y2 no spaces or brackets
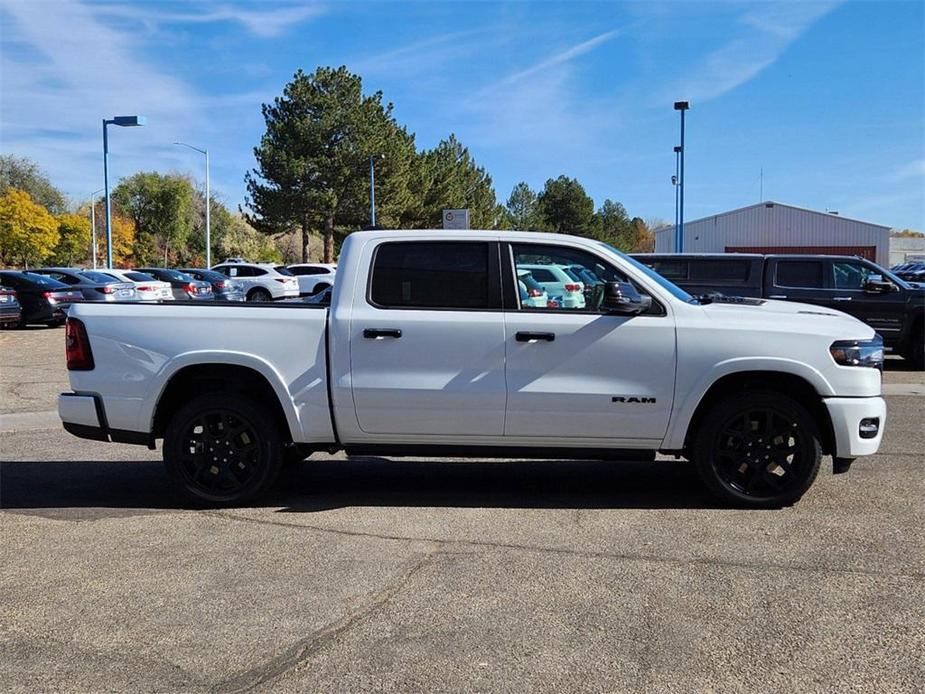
759,167,763,202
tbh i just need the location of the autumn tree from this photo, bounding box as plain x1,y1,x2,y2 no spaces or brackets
536,176,596,234
52,213,91,266
0,155,66,214
95,212,136,267
113,172,195,266
0,188,60,267
244,66,417,263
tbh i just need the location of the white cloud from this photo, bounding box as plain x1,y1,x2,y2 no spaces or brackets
656,2,840,104
95,2,326,38
492,29,621,87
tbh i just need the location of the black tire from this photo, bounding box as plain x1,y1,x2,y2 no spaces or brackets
905,323,924,370
247,287,272,302
692,390,822,508
163,393,283,506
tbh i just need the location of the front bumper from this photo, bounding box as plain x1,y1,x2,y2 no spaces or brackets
824,396,886,458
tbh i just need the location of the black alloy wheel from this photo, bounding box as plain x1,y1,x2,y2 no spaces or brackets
693,391,822,508
248,287,272,302
164,394,282,505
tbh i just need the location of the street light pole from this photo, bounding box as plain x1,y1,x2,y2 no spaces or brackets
102,115,145,268
89,188,103,269
673,146,681,249
673,101,689,252
174,142,210,266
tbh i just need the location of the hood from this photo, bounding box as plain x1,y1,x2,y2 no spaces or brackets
700,298,876,341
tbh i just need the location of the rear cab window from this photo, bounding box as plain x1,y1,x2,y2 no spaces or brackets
369,241,497,309
774,260,825,288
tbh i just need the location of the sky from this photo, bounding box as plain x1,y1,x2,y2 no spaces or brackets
1,0,923,230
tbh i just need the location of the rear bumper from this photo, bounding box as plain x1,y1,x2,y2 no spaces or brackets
58,392,151,446
823,396,886,458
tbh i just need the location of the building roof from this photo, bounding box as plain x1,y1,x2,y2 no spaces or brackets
654,201,892,234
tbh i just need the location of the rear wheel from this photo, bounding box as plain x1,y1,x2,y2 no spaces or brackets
163,393,283,506
692,391,822,508
247,287,272,302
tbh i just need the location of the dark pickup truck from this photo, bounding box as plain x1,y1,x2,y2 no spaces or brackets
632,253,924,368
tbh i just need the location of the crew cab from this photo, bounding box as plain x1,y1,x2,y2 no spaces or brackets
632,253,924,368
58,230,887,508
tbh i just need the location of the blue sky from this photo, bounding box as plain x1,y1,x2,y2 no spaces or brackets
1,0,923,230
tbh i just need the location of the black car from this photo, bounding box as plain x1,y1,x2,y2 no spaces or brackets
0,271,84,327
0,285,22,327
632,253,925,367
179,268,245,302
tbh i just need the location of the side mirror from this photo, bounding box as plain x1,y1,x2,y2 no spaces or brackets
863,274,893,294
602,281,651,315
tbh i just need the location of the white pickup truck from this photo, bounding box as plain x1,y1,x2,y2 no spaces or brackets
59,230,886,508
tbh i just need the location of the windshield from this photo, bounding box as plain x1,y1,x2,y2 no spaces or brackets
125,271,156,282
597,242,698,303
152,269,194,282
16,272,68,288
79,271,121,284
183,269,224,282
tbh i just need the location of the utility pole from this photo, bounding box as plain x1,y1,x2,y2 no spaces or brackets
89,189,103,268
673,101,690,252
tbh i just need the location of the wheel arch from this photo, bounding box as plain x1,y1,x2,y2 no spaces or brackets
149,358,298,443
678,370,836,456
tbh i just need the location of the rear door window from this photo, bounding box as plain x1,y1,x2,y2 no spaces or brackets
775,261,824,288
370,242,494,309
650,259,688,281
688,259,750,282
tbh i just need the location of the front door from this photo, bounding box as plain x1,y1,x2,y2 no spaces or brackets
503,243,676,443
824,259,907,342
350,240,507,436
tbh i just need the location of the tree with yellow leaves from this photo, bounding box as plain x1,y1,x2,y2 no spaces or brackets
95,209,136,267
0,188,60,267
52,213,91,266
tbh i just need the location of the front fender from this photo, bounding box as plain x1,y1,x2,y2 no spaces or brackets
661,357,836,451
141,350,302,441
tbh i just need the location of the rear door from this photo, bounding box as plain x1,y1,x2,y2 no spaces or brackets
349,240,507,436
765,258,828,305
503,243,676,443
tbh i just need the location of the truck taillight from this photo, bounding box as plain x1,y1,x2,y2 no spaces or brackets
65,318,94,371
564,283,581,292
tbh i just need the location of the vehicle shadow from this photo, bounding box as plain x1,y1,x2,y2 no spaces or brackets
0,457,719,512
884,357,921,372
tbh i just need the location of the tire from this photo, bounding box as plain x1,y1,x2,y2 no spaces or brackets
692,390,822,508
163,393,283,506
247,287,272,302
905,323,924,370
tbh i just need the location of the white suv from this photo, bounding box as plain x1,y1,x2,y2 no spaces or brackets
286,263,337,296
211,262,299,302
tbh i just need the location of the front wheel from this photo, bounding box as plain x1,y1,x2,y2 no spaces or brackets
692,391,822,508
163,393,283,506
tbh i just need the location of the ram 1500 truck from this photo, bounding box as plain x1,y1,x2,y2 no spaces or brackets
632,253,924,368
59,230,886,508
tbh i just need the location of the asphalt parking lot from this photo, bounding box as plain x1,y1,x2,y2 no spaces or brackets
1,326,923,692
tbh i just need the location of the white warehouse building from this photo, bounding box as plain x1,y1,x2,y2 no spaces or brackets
655,201,891,265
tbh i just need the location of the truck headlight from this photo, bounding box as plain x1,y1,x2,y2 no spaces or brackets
829,335,884,370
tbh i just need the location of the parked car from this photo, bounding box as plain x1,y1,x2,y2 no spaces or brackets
892,262,925,283
210,262,299,301
632,253,924,368
31,268,138,303
517,270,550,308
0,285,22,327
0,271,83,326
101,270,174,303
60,229,885,509
516,263,586,308
135,268,213,301
179,268,245,302
286,263,337,296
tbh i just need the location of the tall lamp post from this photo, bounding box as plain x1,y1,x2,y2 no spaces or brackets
369,154,383,228
673,101,689,252
672,146,681,245
89,188,103,269
103,115,145,268
174,142,211,267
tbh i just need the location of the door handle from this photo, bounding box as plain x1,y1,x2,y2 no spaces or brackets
833,297,853,302
516,331,555,342
768,294,787,299
363,328,402,339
